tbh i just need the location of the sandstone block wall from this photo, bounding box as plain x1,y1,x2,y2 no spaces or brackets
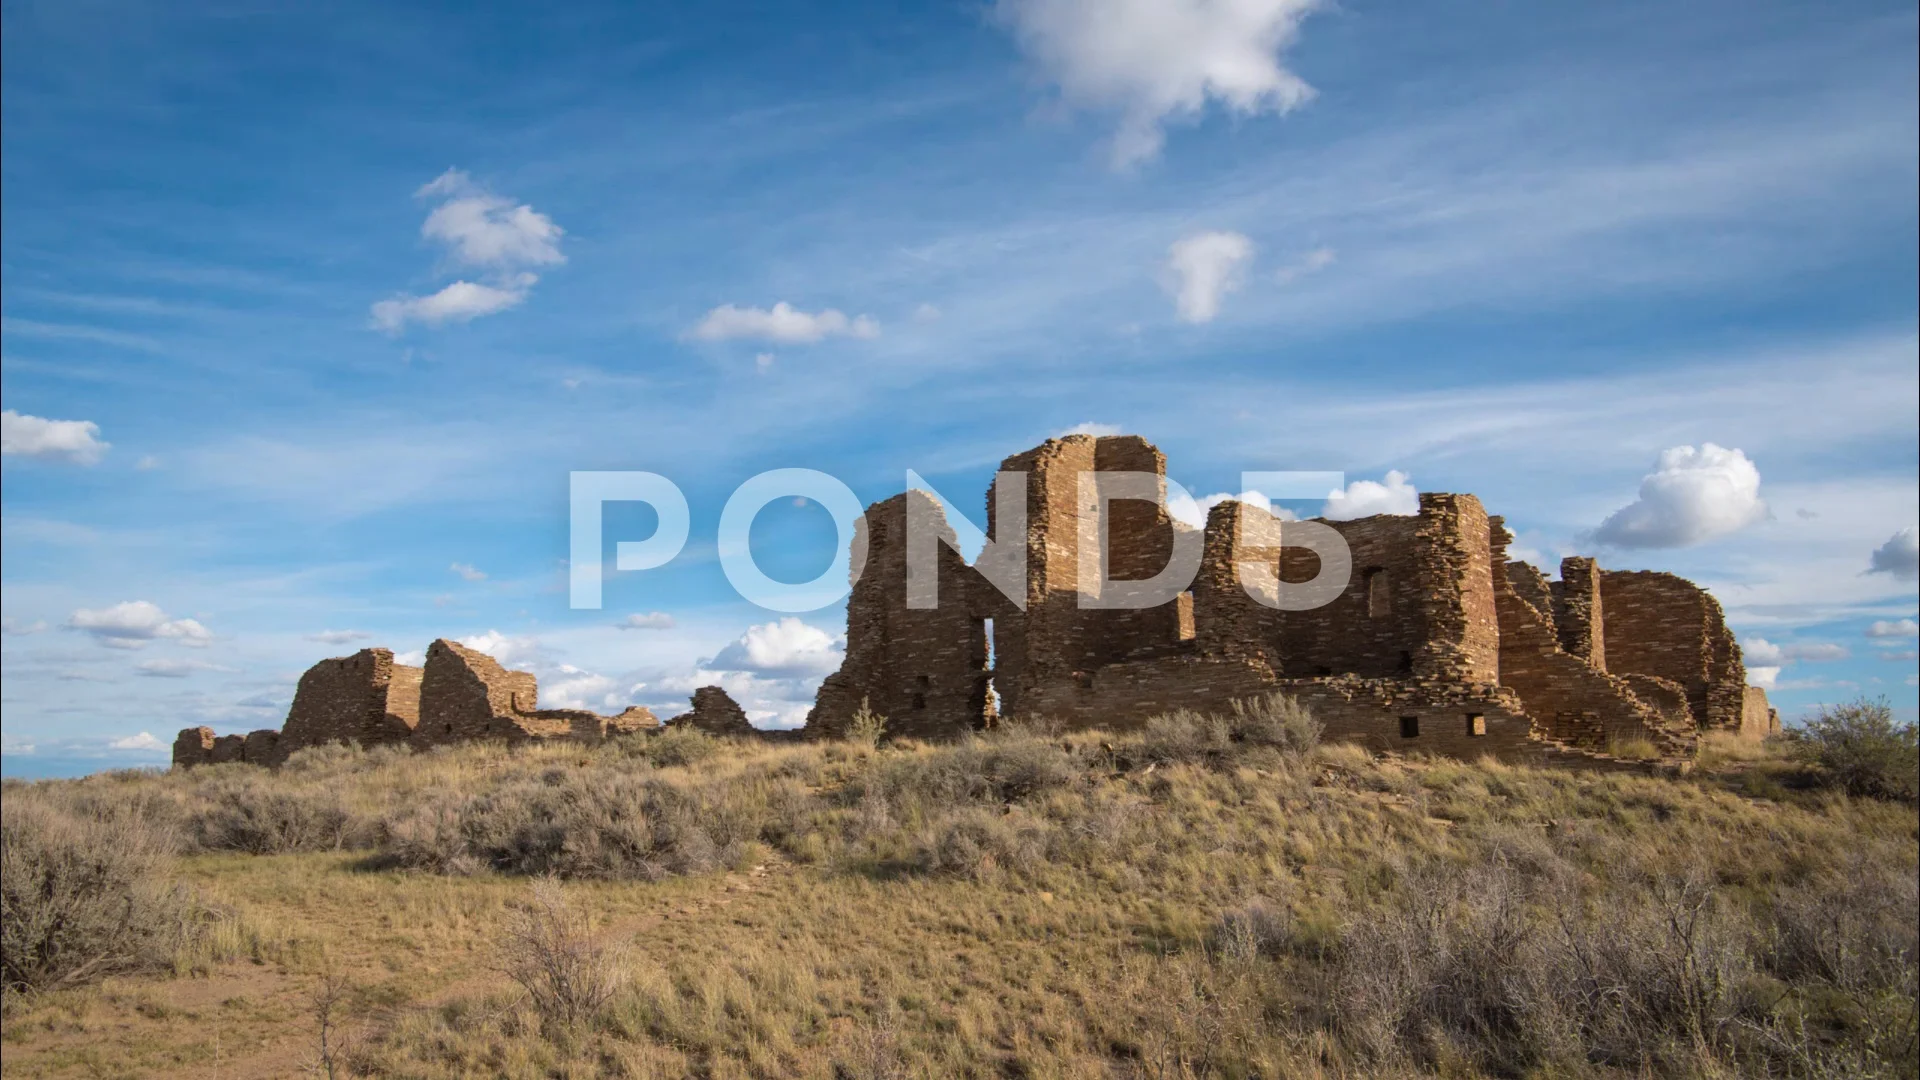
806,491,1006,740
174,638,673,768
667,686,756,736
281,648,423,755
800,433,1757,771
172,727,215,768
415,639,550,746
1552,557,1606,671
1598,571,1749,733
1741,686,1781,739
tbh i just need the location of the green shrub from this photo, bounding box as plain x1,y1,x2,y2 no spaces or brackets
1790,697,1918,802
1,789,202,997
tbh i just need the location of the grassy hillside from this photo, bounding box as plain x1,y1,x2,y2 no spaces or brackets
3,700,1915,1079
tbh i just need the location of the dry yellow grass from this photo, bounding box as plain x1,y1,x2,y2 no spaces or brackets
3,718,1915,1079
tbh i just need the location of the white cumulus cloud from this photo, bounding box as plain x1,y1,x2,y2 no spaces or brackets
994,0,1320,167
1592,444,1767,548
371,278,532,333
687,302,880,344
1166,489,1295,529
1164,230,1253,323
108,731,166,751
1322,471,1419,520
67,601,213,649
1743,638,1848,665
1865,618,1918,639
450,562,488,582
1,410,110,465
708,618,844,678
416,169,565,269
457,629,539,670
1867,526,1919,580
542,665,624,711
370,169,562,333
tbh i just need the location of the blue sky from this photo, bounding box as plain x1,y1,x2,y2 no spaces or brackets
3,0,1916,777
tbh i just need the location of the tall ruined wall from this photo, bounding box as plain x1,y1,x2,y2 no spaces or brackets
280,648,423,755
1598,570,1748,733
987,434,1191,718
1504,559,1557,632
1551,557,1606,671
414,638,545,746
807,491,1006,740
1741,686,1781,739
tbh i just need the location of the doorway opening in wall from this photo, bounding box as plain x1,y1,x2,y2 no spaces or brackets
1466,713,1487,737
971,616,1000,726
1399,715,1420,739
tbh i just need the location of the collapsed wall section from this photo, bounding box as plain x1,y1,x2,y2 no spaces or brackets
667,686,756,736
1488,522,1687,755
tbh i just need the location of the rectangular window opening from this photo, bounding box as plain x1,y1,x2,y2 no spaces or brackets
1466,713,1486,737
1366,567,1390,618
1399,715,1420,739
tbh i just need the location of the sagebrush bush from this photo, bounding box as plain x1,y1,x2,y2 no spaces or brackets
375,762,814,880
1142,695,1321,765
1,788,203,997
184,770,365,854
1790,697,1919,802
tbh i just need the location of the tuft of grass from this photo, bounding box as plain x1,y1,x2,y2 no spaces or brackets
1609,736,1662,761
847,696,888,750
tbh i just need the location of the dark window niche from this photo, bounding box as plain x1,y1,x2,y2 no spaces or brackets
1399,716,1420,739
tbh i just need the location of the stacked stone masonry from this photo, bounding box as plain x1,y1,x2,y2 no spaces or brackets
173,432,1775,772
800,433,1772,768
171,638,736,768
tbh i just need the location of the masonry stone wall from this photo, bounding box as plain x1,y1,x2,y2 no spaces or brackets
806,491,1006,739
667,686,757,736
796,432,1757,771
1552,557,1606,671
281,648,423,755
174,638,669,767
173,727,215,768
1598,571,1749,733
1741,686,1781,739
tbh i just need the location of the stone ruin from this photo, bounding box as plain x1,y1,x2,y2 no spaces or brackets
802,432,1778,767
172,639,741,768
174,431,1781,772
